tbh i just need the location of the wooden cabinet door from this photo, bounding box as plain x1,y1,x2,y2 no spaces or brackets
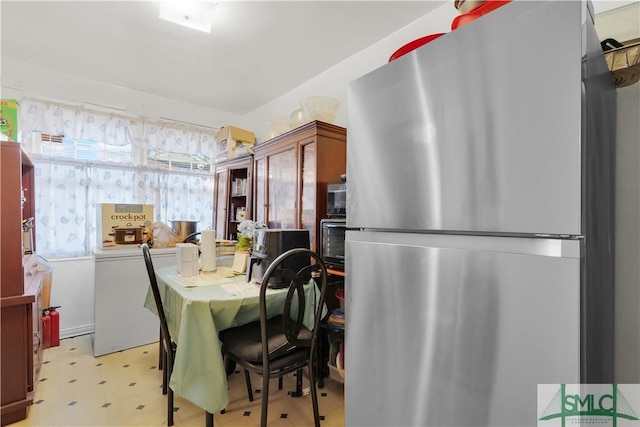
266,147,298,229
30,285,43,393
1,142,23,297
300,140,317,248
253,156,267,225
214,169,228,240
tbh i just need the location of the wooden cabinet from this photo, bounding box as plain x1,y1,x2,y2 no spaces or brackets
1,142,25,297
24,256,45,395
252,121,346,252
1,141,43,426
214,168,228,240
213,156,253,240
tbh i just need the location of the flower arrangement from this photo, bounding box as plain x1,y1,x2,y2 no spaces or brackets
236,220,267,251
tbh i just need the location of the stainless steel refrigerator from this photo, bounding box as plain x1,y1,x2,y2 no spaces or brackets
345,1,616,426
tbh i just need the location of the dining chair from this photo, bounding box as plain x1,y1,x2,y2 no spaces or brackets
218,248,328,427
182,231,201,243
142,243,216,427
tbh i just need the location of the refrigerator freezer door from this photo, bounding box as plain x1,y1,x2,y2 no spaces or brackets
347,1,591,235
345,231,580,426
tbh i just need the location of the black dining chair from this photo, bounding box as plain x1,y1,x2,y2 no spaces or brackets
182,231,201,244
218,248,328,427
142,243,216,427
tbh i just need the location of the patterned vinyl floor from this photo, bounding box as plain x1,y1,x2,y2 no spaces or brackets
12,334,345,427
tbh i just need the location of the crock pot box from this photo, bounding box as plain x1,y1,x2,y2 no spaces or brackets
97,203,154,249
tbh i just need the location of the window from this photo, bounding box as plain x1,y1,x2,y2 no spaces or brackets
19,98,218,258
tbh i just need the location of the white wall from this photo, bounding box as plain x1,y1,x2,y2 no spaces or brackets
48,257,95,339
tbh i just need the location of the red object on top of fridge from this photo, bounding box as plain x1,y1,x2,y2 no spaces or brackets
451,0,511,30
388,33,446,62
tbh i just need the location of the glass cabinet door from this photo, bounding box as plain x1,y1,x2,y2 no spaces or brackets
214,169,227,240
254,157,266,225
300,142,316,247
267,148,297,229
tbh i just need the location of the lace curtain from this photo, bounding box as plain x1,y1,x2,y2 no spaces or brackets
19,98,218,156
19,98,217,258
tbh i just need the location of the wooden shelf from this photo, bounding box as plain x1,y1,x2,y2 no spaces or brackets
1,142,42,425
214,157,252,241
327,268,345,277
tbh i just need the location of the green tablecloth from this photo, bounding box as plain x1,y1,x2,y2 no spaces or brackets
144,265,322,414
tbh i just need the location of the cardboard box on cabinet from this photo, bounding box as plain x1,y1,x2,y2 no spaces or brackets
216,125,255,160
97,203,154,249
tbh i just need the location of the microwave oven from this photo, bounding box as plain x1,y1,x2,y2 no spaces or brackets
320,218,346,270
327,182,346,217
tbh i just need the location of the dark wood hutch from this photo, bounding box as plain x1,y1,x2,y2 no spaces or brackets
251,120,347,252
213,121,347,252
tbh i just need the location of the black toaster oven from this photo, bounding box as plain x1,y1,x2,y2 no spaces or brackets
319,218,346,270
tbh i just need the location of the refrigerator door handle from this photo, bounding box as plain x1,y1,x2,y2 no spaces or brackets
346,231,581,259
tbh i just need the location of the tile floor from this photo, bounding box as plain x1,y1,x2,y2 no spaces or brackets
13,334,345,427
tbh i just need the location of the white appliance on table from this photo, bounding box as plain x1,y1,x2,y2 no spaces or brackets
345,1,616,426
93,246,177,356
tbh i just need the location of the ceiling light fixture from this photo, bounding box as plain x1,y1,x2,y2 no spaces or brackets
159,1,219,33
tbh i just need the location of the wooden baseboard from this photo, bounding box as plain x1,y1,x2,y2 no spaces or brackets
1,397,32,426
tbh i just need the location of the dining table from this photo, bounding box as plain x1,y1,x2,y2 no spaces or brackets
143,262,322,414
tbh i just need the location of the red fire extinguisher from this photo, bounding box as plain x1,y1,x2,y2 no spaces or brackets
42,306,61,349
49,306,60,347
42,309,52,349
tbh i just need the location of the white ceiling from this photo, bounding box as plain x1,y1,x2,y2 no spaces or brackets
0,1,446,115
